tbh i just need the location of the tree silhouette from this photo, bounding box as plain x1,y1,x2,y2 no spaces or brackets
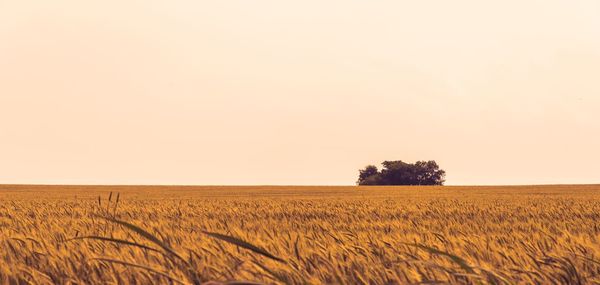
357,160,445,185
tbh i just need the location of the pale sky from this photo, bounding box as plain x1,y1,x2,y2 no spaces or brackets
1,1,599,185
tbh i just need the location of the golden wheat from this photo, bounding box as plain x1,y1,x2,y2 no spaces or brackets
1,185,600,284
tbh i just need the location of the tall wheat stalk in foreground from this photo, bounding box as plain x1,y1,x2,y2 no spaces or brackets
65,193,288,285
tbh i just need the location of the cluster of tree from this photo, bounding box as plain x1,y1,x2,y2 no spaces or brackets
357,160,445,185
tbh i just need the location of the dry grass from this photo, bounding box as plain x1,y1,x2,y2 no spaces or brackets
1,185,600,284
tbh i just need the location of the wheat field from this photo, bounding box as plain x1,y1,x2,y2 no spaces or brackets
1,185,600,284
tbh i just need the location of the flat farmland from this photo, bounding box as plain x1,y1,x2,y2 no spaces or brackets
1,185,600,284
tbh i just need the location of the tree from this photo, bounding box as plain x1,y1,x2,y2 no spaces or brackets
357,160,445,186
357,165,381,185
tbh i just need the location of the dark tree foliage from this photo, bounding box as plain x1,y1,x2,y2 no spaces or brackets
357,160,445,185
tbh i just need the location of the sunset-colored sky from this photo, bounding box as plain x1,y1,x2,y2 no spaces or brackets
1,1,599,185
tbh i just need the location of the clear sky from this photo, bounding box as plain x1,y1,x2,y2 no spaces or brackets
1,1,599,185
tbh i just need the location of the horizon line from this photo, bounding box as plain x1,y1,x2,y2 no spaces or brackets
1,183,599,188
